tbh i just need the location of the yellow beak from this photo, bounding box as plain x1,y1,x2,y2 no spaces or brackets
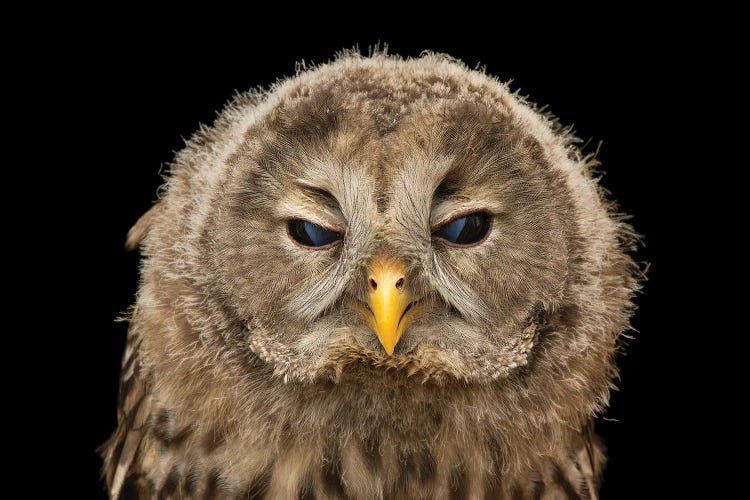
365,258,413,355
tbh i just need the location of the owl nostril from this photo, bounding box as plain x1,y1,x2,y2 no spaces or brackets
395,278,404,290
369,278,378,290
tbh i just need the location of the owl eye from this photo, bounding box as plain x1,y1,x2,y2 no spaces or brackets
287,219,343,248
433,212,491,246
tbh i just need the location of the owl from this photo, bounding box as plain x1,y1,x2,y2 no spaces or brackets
102,52,640,499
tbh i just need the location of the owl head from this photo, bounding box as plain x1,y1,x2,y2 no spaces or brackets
129,53,638,390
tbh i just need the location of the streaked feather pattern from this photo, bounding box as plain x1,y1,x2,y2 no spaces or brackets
102,51,640,499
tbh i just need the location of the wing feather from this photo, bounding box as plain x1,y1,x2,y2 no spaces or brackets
100,333,152,499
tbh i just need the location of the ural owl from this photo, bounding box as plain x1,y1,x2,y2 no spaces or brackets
102,52,640,499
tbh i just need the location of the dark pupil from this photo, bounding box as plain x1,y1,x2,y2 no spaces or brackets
288,220,341,247
436,212,490,245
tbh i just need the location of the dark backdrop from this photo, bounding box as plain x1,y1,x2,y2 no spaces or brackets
60,23,707,498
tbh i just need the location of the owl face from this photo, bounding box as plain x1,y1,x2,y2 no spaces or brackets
203,63,576,383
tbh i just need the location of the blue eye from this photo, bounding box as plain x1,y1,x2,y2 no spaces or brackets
433,212,491,246
288,219,343,248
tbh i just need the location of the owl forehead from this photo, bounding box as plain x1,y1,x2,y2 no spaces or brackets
241,77,535,216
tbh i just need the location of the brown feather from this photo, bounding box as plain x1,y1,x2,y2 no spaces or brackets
102,50,641,499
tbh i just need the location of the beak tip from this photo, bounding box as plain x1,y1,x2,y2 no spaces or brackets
376,337,396,355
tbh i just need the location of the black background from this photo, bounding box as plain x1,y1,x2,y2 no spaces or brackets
50,20,715,498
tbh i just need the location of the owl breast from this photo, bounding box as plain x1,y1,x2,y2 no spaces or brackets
114,363,603,499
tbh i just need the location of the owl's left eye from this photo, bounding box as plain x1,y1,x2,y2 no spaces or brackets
432,211,491,247
287,219,343,248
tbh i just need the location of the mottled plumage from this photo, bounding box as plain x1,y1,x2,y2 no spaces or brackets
102,52,640,499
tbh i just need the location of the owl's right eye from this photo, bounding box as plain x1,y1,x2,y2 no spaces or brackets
287,219,343,248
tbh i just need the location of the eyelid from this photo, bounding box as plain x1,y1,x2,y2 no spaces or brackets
431,208,489,231
279,204,346,233
278,194,346,231
288,218,346,236
286,219,345,251
430,199,499,228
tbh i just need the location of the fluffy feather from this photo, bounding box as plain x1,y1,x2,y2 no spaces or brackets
102,51,641,499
